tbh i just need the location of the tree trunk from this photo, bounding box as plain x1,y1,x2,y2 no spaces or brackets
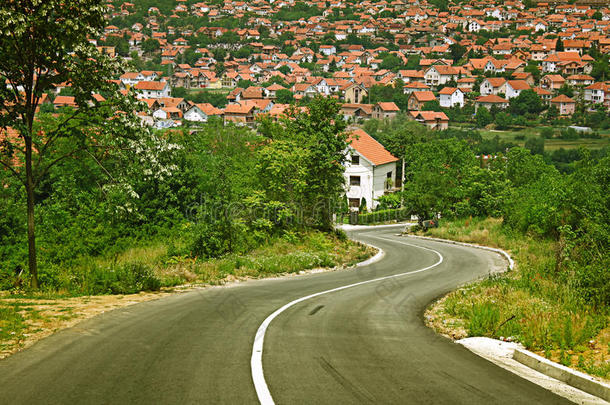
24,136,39,289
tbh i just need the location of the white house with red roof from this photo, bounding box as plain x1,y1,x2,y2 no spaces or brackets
439,87,464,107
134,81,171,99
344,129,399,210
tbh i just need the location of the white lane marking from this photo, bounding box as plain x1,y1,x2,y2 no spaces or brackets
250,235,443,405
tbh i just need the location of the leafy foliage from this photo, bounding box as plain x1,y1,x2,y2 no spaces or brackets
0,0,142,288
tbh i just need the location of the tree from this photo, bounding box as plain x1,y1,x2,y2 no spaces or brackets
142,38,160,54
402,139,481,222
509,89,544,115
275,89,294,104
524,61,541,84
590,54,610,81
215,62,225,76
183,49,202,66
475,107,492,128
405,55,421,69
188,122,259,257
379,52,403,71
105,35,130,57
260,97,349,230
494,112,512,130
213,48,227,63
0,0,140,288
541,127,555,139
237,79,254,88
545,104,559,122
278,65,291,75
233,46,253,59
372,114,430,159
449,42,467,63
556,38,564,52
557,84,574,98
423,100,442,112
524,136,544,155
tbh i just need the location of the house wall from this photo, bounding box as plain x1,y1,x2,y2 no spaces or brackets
184,109,207,122
372,162,396,208
344,151,396,210
344,151,374,209
440,91,464,108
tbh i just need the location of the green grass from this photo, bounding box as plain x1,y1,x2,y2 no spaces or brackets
185,88,230,95
12,231,373,297
425,217,610,380
475,126,610,151
0,305,27,343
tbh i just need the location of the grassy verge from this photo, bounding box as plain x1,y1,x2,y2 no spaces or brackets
1,231,374,358
477,127,610,151
423,217,610,381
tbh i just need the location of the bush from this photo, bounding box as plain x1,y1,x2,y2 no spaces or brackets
189,220,232,259
560,127,579,140
357,208,412,224
540,127,555,139
80,263,161,295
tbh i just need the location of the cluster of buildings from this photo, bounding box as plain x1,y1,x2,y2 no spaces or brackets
34,0,606,132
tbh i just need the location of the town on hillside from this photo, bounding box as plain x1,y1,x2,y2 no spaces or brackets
48,0,610,132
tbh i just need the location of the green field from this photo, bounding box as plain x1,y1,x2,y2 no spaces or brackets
452,124,610,151
185,88,231,95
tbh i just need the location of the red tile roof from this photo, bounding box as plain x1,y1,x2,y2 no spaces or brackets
550,94,575,103
376,102,400,111
476,95,508,103
134,81,168,91
347,129,398,166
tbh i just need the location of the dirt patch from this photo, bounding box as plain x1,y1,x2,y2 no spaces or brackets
0,289,180,359
425,293,468,340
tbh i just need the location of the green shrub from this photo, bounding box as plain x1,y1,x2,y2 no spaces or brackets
357,208,412,225
540,127,555,139
81,263,161,295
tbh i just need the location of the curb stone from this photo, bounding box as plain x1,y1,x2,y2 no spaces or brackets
513,348,610,402
354,243,384,267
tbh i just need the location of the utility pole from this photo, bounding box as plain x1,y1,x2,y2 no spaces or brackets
400,157,405,208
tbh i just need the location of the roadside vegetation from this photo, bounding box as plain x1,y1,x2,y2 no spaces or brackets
0,230,372,357
1,97,364,295
424,218,609,381
0,94,375,357
361,115,609,380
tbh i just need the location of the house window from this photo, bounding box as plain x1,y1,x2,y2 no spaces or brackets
349,198,360,207
349,176,361,186
351,155,359,165
387,171,392,179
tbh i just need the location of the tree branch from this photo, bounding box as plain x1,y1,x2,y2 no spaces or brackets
85,149,115,181
33,146,85,187
0,158,25,186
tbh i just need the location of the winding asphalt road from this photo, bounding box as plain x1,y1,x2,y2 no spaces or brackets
0,225,571,404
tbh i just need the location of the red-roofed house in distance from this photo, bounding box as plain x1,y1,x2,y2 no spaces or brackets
439,87,464,108
550,95,576,116
134,81,171,99
344,129,399,210
372,102,400,119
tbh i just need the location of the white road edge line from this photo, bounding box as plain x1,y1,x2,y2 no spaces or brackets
250,235,444,405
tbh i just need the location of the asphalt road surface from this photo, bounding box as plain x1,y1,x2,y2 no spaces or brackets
0,225,571,404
